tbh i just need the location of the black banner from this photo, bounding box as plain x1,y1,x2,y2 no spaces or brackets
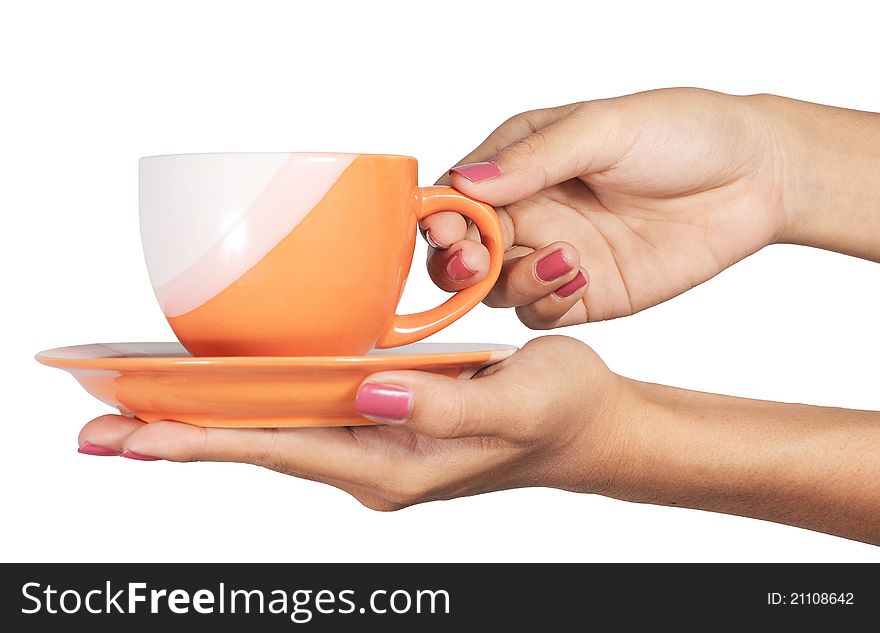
1,563,876,630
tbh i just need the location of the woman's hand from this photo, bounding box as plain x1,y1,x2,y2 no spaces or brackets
75,337,632,509
76,334,880,543
424,88,792,328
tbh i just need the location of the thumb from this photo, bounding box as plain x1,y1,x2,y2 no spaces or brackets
448,105,624,207
354,370,510,439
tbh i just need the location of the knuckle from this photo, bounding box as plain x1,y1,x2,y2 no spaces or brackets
495,206,516,248
504,134,543,162
412,385,482,442
505,267,538,302
499,110,538,139
255,453,296,476
464,221,481,243
432,388,470,438
248,431,289,472
568,101,595,121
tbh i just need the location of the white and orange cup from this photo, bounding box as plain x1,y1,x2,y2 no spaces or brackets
139,153,504,356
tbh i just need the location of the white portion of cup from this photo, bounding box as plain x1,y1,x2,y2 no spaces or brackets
139,152,356,317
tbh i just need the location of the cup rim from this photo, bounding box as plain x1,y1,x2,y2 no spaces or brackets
139,152,416,162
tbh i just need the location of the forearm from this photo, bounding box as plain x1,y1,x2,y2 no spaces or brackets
608,379,880,544
761,94,880,262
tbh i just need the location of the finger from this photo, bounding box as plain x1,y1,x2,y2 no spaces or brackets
113,420,390,488
484,241,581,308
423,206,516,293
435,104,579,185
426,239,490,292
448,103,627,207
421,199,516,251
78,416,398,504
354,370,515,440
471,205,516,250
516,268,590,330
419,211,466,251
77,414,145,455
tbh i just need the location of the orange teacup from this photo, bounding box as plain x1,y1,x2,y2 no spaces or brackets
140,153,504,356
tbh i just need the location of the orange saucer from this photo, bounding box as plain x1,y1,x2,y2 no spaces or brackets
36,342,517,428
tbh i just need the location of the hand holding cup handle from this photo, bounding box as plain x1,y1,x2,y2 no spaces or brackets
374,186,504,349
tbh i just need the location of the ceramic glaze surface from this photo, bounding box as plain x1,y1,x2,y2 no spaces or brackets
141,153,357,317
140,153,504,356
36,343,518,427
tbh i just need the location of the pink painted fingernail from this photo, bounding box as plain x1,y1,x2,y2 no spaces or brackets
555,271,588,298
121,450,161,462
356,383,411,423
449,161,501,183
78,441,119,457
535,249,571,282
446,250,477,280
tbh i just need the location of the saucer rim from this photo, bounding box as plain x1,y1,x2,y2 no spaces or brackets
35,342,519,371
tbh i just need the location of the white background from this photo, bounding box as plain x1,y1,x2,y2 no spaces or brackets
1,0,878,562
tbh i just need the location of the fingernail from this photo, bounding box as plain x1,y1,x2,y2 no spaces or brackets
449,161,501,183
355,383,411,423
555,271,588,298
425,229,446,249
120,450,162,462
446,249,477,280
78,441,119,457
535,249,572,282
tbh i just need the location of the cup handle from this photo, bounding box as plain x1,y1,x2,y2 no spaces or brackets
375,186,504,349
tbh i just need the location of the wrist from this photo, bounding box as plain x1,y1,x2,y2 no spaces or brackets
753,93,880,259
554,374,678,498
588,378,686,501
589,378,770,507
